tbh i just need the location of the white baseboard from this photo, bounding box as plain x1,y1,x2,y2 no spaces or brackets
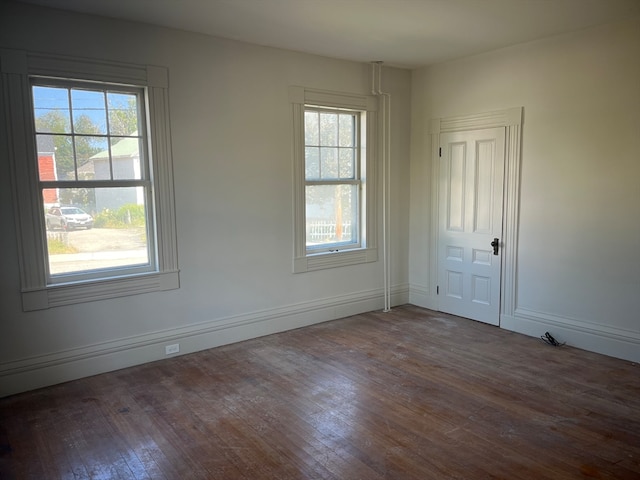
501,308,640,363
410,281,639,363
8,283,636,397
408,283,437,310
0,285,410,397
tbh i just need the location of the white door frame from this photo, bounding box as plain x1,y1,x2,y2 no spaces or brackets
430,107,523,322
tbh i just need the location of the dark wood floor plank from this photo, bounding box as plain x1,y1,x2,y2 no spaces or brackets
248,343,475,479
187,350,380,480
1,305,639,479
279,327,546,479
310,309,640,478
86,378,169,480
244,342,431,474
155,368,311,480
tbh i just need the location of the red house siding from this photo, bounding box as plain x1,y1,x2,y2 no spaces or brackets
38,154,57,204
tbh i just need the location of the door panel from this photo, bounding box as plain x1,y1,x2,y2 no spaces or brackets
438,128,505,325
447,142,466,232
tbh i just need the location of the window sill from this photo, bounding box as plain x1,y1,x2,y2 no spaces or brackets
22,270,180,311
293,248,377,273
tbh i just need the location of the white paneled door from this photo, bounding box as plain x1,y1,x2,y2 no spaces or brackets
438,128,505,325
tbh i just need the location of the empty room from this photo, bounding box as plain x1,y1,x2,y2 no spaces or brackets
1,0,639,478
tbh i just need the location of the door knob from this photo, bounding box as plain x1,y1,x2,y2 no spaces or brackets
491,238,500,255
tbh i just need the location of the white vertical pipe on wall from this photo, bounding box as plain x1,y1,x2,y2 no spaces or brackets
371,62,391,312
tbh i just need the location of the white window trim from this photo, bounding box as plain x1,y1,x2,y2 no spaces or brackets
290,86,378,273
1,50,179,311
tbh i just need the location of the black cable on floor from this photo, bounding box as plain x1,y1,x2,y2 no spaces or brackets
540,331,565,347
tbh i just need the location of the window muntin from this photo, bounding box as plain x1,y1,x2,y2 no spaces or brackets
304,107,363,253
32,79,156,284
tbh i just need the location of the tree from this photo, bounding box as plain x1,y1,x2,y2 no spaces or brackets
35,111,104,180
107,95,139,136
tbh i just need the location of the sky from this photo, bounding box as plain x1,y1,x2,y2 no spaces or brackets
32,85,137,136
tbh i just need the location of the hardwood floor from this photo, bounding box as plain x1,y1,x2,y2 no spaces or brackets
1,305,639,479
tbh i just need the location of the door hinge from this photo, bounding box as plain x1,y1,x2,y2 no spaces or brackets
439,147,442,157
436,285,439,295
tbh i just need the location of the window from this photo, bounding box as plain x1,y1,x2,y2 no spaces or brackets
304,108,361,252
33,80,154,282
290,87,378,273
1,50,179,310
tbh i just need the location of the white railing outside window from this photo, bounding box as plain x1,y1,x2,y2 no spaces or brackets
306,221,353,244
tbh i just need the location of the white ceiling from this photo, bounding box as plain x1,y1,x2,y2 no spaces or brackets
15,0,640,68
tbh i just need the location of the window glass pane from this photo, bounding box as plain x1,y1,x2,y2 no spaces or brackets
36,134,74,181
44,187,149,276
320,147,338,179
304,111,319,145
339,148,355,179
111,136,143,180
339,114,355,147
305,147,320,180
87,144,109,180
33,86,71,134
319,112,338,146
42,188,58,205
306,184,357,248
107,92,140,136
76,136,109,180
71,89,107,134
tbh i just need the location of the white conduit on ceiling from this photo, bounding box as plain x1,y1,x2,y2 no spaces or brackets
371,62,391,313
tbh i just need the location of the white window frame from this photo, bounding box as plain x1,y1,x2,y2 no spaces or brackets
290,86,378,273
33,78,156,285
1,50,179,311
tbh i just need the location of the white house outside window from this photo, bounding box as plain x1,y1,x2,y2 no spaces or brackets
290,87,378,273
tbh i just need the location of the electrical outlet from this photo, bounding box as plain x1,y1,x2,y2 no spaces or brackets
165,343,179,355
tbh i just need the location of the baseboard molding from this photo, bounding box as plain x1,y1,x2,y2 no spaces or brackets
0,284,410,397
408,283,437,310
8,284,635,397
501,308,640,363
408,282,640,363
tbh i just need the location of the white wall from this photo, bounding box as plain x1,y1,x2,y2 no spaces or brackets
0,2,411,396
409,17,640,361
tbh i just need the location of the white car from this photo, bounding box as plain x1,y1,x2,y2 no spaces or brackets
46,206,94,230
